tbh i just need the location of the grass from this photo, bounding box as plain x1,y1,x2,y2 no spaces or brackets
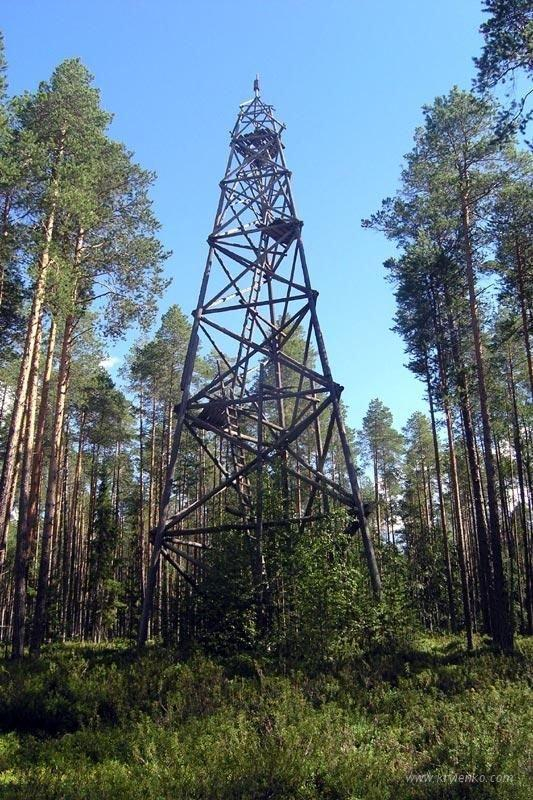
0,635,531,799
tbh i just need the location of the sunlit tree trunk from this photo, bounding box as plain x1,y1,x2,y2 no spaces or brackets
11,321,43,658
460,181,512,650
0,206,57,560
30,311,76,655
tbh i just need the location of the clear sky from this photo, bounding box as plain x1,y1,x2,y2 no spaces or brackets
2,0,485,432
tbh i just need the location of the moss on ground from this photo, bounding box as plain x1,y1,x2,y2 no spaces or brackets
0,635,531,799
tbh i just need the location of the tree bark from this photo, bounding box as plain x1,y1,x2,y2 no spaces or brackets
444,401,473,650
508,354,533,633
27,317,57,559
30,312,76,655
0,208,56,560
515,239,533,401
11,320,43,658
460,184,512,650
426,363,456,631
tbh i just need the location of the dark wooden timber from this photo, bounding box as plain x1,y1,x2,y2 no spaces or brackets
137,81,381,648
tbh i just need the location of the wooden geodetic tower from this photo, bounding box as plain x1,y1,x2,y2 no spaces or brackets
138,81,381,644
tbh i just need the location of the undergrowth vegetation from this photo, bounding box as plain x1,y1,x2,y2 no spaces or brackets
0,636,531,799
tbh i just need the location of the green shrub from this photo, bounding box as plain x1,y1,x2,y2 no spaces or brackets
0,636,531,800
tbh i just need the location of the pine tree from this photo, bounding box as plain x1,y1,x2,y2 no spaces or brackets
359,399,403,547
28,59,168,656
475,0,533,133
364,88,521,651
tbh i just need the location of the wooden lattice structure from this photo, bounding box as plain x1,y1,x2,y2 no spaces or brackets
138,81,381,645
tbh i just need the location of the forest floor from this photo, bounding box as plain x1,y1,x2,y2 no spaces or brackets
0,634,531,799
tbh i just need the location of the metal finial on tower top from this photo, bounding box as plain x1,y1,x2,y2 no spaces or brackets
254,75,260,97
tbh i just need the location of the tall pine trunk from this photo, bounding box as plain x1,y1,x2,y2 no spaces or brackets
444,401,473,650
30,312,76,655
11,321,43,658
27,318,57,556
425,363,456,631
0,208,56,559
508,355,533,633
514,240,533,400
460,184,512,650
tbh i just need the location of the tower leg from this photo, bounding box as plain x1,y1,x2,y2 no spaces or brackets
334,400,382,599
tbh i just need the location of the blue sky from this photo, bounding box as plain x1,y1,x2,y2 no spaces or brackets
3,0,485,432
